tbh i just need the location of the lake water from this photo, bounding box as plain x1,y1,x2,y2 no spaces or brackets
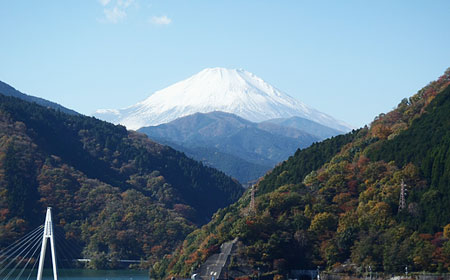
6,269,149,280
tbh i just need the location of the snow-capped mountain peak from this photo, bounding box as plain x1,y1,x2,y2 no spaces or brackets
94,67,352,131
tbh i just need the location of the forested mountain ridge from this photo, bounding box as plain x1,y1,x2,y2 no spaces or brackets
146,139,271,186
0,80,78,115
139,111,321,184
0,93,243,267
159,69,450,279
260,116,342,140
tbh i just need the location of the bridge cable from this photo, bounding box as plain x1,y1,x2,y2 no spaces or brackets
53,227,84,279
53,229,83,260
52,235,73,280
13,239,41,280
0,227,43,277
53,229,84,271
3,230,43,280
53,230,75,262
25,244,41,280
0,226,43,276
0,226,43,256
0,227,43,264
0,227,43,278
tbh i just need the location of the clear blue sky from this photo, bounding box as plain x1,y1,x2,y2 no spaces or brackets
1,1,449,128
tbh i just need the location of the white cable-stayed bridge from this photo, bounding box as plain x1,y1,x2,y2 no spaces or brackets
0,208,141,280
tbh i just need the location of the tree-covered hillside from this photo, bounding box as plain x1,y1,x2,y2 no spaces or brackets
0,93,243,267
367,80,450,233
160,69,450,279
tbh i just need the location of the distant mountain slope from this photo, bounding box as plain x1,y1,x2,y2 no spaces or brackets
261,116,343,139
0,80,78,115
156,141,271,186
158,69,450,279
0,93,243,267
139,111,320,183
95,67,352,131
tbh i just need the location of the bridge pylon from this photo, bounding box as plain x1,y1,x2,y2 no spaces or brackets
36,207,58,280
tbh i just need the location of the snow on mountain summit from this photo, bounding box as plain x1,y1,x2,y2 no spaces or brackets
94,67,352,131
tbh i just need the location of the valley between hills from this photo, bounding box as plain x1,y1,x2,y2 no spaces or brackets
0,68,449,280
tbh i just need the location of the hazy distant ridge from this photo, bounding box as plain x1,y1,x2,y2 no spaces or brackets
0,80,79,115
139,111,325,183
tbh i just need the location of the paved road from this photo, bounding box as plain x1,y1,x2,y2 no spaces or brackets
198,238,237,279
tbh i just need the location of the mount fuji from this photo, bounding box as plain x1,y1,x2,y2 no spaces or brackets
94,67,353,131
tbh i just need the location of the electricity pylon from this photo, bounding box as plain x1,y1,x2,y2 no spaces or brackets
398,180,407,211
249,185,256,215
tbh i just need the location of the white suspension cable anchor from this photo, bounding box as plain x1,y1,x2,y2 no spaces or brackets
36,207,58,280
